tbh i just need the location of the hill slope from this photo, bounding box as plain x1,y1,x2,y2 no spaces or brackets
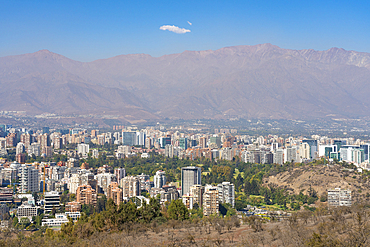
264,164,370,203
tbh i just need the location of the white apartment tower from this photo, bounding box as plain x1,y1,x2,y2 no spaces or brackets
16,142,25,155
165,144,174,158
154,170,166,188
77,144,89,158
68,174,80,194
217,182,235,208
20,165,39,193
120,176,140,198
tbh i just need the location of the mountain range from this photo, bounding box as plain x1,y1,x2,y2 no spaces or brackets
1,43,370,122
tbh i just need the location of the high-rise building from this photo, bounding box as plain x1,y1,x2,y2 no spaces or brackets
68,174,80,194
273,149,284,165
97,135,105,145
44,191,60,213
107,182,123,205
145,137,152,149
302,139,318,160
0,138,6,149
179,138,188,150
165,144,174,158
217,182,235,208
137,173,150,191
209,136,221,148
333,140,346,153
95,173,116,195
122,132,136,146
20,133,32,149
20,165,39,193
285,146,298,163
189,184,204,207
340,147,364,164
76,184,97,206
114,168,126,184
1,169,17,187
199,137,207,149
159,137,171,148
91,129,99,138
39,133,50,150
42,146,53,158
53,137,63,149
154,170,166,188
136,131,146,146
181,166,201,196
79,173,98,192
190,140,197,147
299,143,310,160
203,185,219,216
16,142,25,156
77,143,89,157
360,144,370,162
121,176,140,198
6,133,16,147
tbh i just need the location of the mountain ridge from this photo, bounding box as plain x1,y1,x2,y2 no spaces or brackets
1,44,370,122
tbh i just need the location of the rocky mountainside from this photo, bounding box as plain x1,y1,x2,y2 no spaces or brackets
1,44,370,121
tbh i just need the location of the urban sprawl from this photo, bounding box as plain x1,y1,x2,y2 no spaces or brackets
0,124,361,230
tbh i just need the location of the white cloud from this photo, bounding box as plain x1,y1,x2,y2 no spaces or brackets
187,21,192,26
159,25,191,34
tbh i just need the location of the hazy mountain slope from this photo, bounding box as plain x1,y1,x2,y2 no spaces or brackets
1,44,370,120
0,54,156,120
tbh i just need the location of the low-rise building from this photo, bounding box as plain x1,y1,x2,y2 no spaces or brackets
65,201,81,212
328,188,352,207
17,202,38,220
42,213,80,227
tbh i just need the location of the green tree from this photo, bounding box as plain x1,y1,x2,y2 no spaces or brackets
167,199,189,221
96,195,107,213
12,217,18,228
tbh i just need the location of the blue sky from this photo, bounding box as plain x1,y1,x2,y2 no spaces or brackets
1,0,370,62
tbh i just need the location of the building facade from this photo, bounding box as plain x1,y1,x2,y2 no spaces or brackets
217,182,235,208
181,166,201,196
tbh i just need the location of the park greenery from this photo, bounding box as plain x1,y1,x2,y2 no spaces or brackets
3,144,340,212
